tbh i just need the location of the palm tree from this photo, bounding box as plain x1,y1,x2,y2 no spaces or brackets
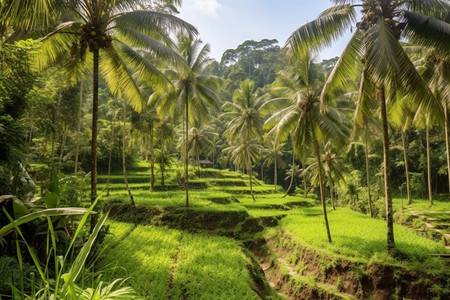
263,141,287,192
151,35,220,208
132,103,160,191
389,94,416,205
0,0,57,33
184,124,217,168
222,79,267,201
155,119,175,186
222,79,267,143
121,100,134,206
265,52,350,243
414,47,450,199
287,0,449,252
284,162,303,195
221,79,267,200
36,0,196,225
223,139,262,201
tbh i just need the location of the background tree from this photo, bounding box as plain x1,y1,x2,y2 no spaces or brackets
287,0,449,252
263,141,287,192
151,35,220,208
265,51,350,243
36,0,196,226
222,79,267,200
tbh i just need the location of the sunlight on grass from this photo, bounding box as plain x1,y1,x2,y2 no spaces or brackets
173,234,258,299
100,223,181,299
279,208,449,266
393,197,450,212
100,221,259,299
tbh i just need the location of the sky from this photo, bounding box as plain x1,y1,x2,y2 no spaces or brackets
178,0,353,62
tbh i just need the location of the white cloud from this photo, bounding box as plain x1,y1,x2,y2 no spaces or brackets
192,0,221,16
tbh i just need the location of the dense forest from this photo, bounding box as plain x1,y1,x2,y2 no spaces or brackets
1,0,449,299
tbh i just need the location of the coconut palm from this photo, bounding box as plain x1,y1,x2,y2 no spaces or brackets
35,0,196,224
0,0,56,33
284,162,303,195
222,79,267,143
223,139,262,201
263,141,287,192
178,124,217,168
287,0,449,252
265,52,350,243
222,79,268,200
414,47,450,198
302,145,347,210
151,35,220,208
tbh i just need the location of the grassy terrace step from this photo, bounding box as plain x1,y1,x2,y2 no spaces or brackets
99,220,274,299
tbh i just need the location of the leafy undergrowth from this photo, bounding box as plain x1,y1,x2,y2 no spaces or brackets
98,220,273,299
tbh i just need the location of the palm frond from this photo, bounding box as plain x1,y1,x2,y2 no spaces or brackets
115,10,197,39
402,11,450,55
119,44,171,92
116,27,184,65
321,30,363,104
286,4,356,55
100,46,143,112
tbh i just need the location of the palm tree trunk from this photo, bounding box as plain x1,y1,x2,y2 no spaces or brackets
58,126,67,171
90,49,99,232
274,158,278,193
444,106,450,199
364,125,374,217
379,86,395,253
311,116,332,243
122,101,134,206
426,117,433,206
282,152,295,198
249,163,256,201
329,175,336,210
74,76,84,174
107,114,115,197
149,124,155,191
401,129,412,205
184,90,190,208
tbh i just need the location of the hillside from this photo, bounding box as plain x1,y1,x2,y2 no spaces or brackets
96,164,450,299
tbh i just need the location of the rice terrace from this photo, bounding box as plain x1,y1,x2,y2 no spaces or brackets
0,0,449,299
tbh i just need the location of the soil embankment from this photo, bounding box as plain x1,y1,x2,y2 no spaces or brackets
105,202,450,299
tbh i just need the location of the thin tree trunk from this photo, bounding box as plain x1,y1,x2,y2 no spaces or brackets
426,117,433,206
444,106,450,198
329,175,336,210
303,162,308,198
161,164,165,186
282,152,295,198
401,129,412,205
74,76,84,174
274,158,277,193
379,86,395,253
184,90,189,208
144,135,148,161
364,125,374,217
122,101,134,206
311,115,332,243
107,113,115,197
149,124,155,191
58,126,67,171
90,49,99,232
249,163,255,201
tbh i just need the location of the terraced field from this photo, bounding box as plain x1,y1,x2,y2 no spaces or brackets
97,163,450,299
